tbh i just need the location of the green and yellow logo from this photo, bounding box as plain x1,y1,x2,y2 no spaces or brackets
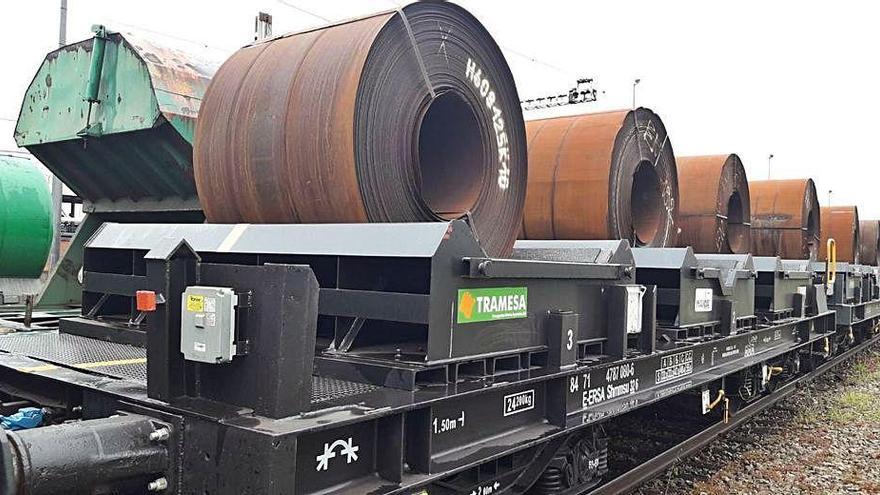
456,287,528,324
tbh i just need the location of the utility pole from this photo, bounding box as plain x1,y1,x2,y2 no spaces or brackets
632,78,641,109
48,0,68,270
59,0,67,45
767,153,774,179
828,190,832,207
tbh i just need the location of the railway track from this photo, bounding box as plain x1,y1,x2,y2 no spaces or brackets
588,333,880,495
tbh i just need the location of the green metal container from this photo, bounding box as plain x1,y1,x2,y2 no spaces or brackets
14,29,215,308
0,154,52,277
14,28,217,208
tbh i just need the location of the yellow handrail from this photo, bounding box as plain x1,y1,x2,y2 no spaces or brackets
826,238,837,288
705,389,730,423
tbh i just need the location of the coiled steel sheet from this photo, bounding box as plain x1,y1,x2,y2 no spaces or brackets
820,206,860,263
749,179,820,260
859,220,880,266
194,2,526,256
521,108,678,247
676,154,750,253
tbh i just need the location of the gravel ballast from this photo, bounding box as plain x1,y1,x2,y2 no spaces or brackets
632,346,880,495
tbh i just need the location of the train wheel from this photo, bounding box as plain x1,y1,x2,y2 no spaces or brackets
531,429,608,494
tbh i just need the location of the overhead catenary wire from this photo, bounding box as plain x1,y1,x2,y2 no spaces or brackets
398,0,588,79
97,18,235,53
275,0,332,22
279,0,585,80
498,43,581,78
415,0,581,77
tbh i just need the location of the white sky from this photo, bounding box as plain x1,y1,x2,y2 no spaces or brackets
1,1,878,216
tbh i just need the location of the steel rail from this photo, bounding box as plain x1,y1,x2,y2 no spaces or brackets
585,334,880,495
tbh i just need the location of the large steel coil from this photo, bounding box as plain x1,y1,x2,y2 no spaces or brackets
749,179,820,260
676,154,750,253
521,108,678,246
820,206,860,263
194,2,526,256
859,220,880,266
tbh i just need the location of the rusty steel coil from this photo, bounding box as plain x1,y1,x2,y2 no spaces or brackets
521,108,678,246
820,206,860,263
194,2,526,256
749,179,820,260
676,154,750,254
859,220,880,266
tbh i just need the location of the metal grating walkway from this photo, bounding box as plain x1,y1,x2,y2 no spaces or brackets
0,331,378,405
311,376,378,404
0,331,146,381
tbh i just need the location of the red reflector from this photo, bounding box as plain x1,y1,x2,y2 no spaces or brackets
136,291,157,312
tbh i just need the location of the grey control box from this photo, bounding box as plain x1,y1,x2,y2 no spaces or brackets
181,286,238,364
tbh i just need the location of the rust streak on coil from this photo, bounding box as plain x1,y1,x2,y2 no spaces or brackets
749,179,820,260
521,107,679,247
820,206,860,263
676,154,750,253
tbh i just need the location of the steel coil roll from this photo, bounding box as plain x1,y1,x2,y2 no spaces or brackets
749,179,820,260
0,155,53,277
676,154,750,253
194,2,526,256
820,206,860,263
859,220,880,266
521,108,678,247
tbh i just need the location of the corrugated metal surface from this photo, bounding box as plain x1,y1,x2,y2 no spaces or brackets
27,124,193,202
